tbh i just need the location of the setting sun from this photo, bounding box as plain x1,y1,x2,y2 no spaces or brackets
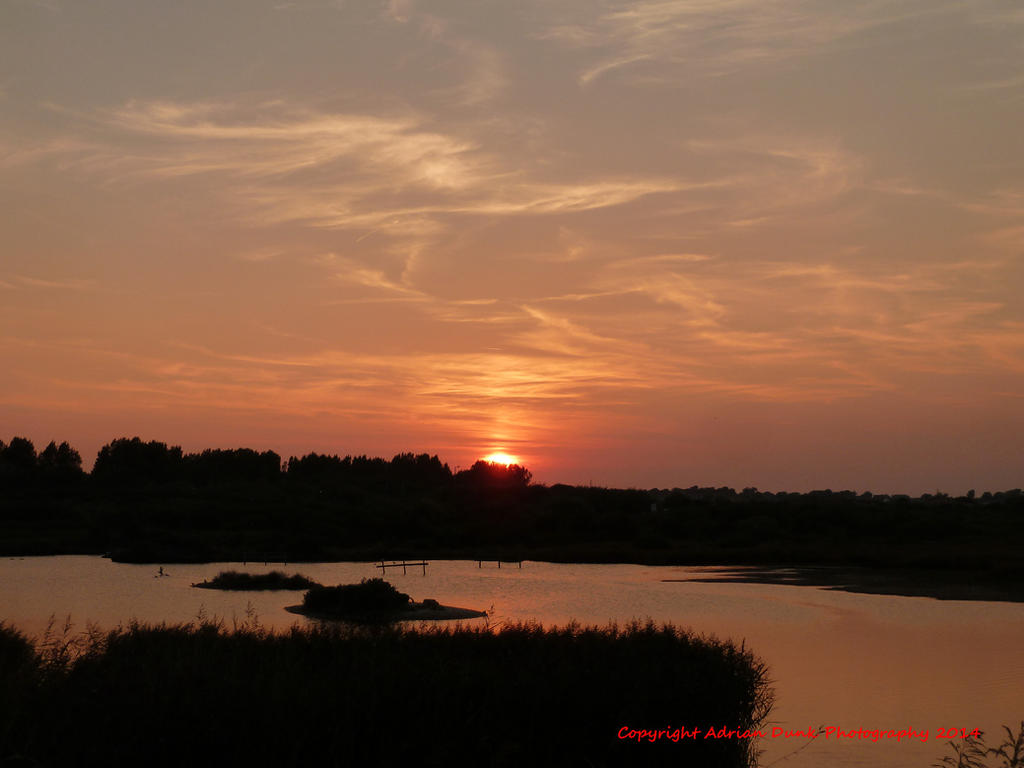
482,452,520,466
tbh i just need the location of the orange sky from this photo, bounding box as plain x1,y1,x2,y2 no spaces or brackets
2,0,1023,493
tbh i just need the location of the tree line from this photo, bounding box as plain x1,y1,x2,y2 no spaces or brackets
1,435,1022,587
0,436,531,490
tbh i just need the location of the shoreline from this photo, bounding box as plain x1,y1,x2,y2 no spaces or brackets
284,601,488,622
666,565,1024,603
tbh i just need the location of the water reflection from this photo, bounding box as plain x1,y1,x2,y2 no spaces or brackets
2,556,1022,768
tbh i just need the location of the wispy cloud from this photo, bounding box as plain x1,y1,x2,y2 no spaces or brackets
330,255,425,297
103,100,480,186
34,99,684,238
541,0,964,85
409,12,510,105
3,275,98,291
0,137,99,168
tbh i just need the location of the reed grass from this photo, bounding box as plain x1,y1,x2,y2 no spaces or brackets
0,617,771,767
933,723,1024,768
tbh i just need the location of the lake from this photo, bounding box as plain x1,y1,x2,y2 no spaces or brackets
2,556,1022,768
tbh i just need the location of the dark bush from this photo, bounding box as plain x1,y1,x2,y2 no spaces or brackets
193,570,320,591
301,578,411,614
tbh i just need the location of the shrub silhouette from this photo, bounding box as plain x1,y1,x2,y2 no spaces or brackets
301,578,412,614
193,570,319,591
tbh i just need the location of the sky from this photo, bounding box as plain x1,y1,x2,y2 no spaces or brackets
2,0,1023,494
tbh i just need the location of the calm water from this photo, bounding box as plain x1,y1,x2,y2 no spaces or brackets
2,556,1022,768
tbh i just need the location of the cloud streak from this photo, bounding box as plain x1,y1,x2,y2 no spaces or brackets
542,0,967,85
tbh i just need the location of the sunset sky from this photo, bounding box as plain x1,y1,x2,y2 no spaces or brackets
2,0,1023,493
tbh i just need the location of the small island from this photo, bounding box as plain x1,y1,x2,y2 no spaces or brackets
285,578,487,622
192,570,320,591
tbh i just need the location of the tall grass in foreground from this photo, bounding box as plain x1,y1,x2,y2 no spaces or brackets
933,723,1024,768
0,618,770,768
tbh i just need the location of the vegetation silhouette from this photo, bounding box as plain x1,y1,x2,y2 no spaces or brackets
456,459,532,488
192,570,319,591
932,723,1024,768
2,434,1023,599
0,618,772,768
300,577,411,616
92,436,184,486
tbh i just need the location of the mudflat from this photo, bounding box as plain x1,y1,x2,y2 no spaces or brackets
665,565,1024,603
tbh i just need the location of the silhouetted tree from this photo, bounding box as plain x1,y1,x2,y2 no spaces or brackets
455,460,532,489
389,453,452,489
185,448,281,485
286,452,348,482
92,437,184,485
285,452,450,492
0,436,37,482
37,441,83,483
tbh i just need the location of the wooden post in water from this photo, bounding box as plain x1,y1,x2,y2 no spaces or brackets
376,560,429,576
475,559,523,569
